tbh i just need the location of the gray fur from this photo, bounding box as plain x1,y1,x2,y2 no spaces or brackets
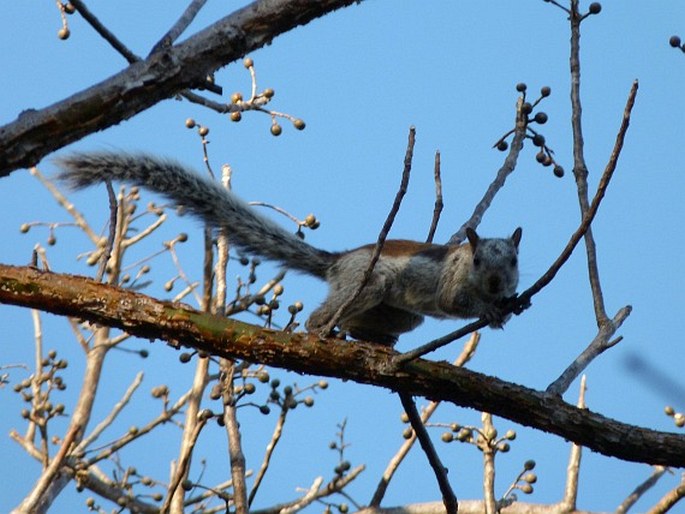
55,151,522,345
55,152,335,277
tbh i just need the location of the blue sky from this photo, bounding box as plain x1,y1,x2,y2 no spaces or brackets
1,1,685,512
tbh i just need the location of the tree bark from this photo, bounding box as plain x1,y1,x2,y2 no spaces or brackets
1,263,684,468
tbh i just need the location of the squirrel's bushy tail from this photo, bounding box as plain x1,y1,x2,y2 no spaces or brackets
55,152,334,278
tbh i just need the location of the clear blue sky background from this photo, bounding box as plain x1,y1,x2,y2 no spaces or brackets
1,1,684,512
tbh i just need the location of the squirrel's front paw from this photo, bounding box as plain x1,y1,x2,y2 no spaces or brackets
483,306,511,329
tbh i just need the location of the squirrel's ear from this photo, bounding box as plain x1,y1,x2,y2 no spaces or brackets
465,227,479,248
511,227,523,248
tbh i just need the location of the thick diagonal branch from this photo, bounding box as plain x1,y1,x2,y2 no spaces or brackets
1,264,684,467
0,0,364,176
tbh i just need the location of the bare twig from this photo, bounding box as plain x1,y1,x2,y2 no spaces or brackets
449,97,527,244
150,0,209,55
426,150,443,244
547,306,631,395
398,392,457,514
222,361,249,514
77,372,144,451
13,423,81,513
369,333,479,507
560,375,587,511
322,126,415,335
647,474,685,514
248,406,288,506
160,416,209,514
481,413,497,514
616,466,668,514
29,167,99,243
68,0,138,63
568,0,608,325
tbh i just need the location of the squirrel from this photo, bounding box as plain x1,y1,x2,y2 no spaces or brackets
55,152,522,346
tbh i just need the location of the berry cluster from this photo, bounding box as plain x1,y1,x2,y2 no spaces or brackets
495,83,564,178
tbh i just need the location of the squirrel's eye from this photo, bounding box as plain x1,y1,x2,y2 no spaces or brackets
511,257,517,267
473,257,481,267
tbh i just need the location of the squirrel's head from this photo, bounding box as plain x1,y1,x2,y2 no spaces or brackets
466,227,522,299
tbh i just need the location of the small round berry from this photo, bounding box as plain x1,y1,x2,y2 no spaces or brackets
179,352,192,363
534,112,548,124
505,429,516,440
185,118,196,129
536,151,546,163
665,405,676,416
58,27,70,40
86,497,96,508
259,404,270,415
64,2,76,14
128,425,139,435
532,134,546,147
271,378,281,388
497,141,509,152
270,123,282,136
441,432,453,443
543,156,553,167
521,102,533,115
588,2,602,15
553,165,565,178
540,86,552,97
177,232,188,243
303,396,314,407
231,92,243,104
263,88,275,98
669,35,682,48
675,413,685,427
181,480,193,491
47,235,57,246
230,111,242,122
402,428,414,439
304,213,317,226
516,82,527,92
520,483,533,494
523,459,536,470
523,472,537,484
20,223,30,233
317,380,328,389
198,126,209,137
293,118,306,130
243,57,254,68
273,284,284,296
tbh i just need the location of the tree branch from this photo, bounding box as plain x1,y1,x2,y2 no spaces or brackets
0,0,365,176
1,264,684,467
